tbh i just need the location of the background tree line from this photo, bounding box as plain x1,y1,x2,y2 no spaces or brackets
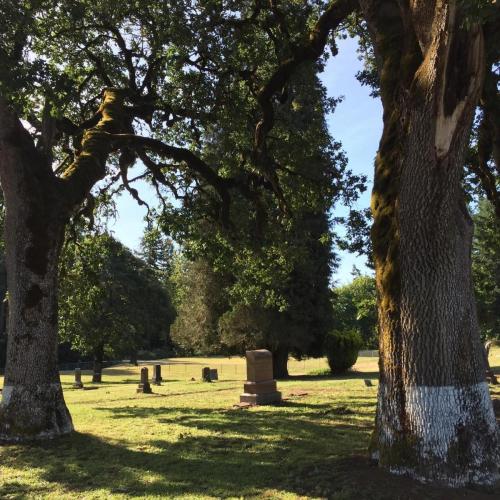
0,192,498,375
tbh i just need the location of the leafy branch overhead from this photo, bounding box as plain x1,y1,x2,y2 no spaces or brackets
0,0,363,230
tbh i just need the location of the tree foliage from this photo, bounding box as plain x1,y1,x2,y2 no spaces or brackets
170,256,230,355
59,232,174,359
139,222,175,282
1,0,498,480
160,62,363,364
472,199,500,340
0,0,365,383
324,328,363,374
331,273,378,349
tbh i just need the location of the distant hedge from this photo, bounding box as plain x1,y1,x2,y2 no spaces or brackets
324,329,363,374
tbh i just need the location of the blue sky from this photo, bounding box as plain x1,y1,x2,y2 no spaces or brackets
323,37,383,283
110,36,382,285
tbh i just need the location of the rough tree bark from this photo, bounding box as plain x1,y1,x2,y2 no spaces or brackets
0,103,73,440
0,89,130,441
272,345,289,379
360,0,500,486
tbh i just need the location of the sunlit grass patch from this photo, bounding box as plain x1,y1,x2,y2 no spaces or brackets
0,350,499,499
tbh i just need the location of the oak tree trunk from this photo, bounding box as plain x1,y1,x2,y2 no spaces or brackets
361,0,500,486
272,345,289,379
92,343,104,383
0,89,129,440
0,119,73,440
130,351,138,366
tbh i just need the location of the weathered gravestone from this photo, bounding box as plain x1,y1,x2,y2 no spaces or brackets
240,349,281,405
210,368,218,381
485,340,499,384
73,368,84,389
202,366,211,382
137,367,152,393
152,364,162,385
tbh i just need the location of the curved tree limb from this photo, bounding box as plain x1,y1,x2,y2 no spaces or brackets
254,0,359,156
61,88,134,211
253,0,359,209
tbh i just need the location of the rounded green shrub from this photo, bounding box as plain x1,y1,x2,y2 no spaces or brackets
324,329,363,374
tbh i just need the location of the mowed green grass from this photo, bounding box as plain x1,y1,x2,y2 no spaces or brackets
0,350,499,500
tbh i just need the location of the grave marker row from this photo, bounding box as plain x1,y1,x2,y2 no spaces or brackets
73,352,281,406
202,367,219,382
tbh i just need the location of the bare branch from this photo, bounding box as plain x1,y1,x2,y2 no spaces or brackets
101,22,138,92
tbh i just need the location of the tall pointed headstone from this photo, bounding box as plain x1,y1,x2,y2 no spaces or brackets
137,367,152,394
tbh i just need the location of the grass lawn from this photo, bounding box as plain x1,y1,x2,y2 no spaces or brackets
0,350,499,499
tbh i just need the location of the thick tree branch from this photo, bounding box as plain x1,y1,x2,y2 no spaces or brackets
56,112,102,137
110,133,233,225
61,89,133,211
253,0,358,208
110,133,227,190
254,0,358,155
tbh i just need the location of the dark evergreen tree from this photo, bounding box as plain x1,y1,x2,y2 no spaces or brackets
139,222,175,282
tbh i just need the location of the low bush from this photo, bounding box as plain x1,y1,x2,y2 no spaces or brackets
324,329,363,374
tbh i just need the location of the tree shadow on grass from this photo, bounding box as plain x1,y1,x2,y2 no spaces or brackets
1,403,372,498
97,400,374,434
287,370,379,382
2,399,498,499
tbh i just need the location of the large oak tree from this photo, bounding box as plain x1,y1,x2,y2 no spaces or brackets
0,0,355,442
0,0,499,487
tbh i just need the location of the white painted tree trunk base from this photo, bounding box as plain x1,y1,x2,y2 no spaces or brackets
0,383,73,442
375,382,500,487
